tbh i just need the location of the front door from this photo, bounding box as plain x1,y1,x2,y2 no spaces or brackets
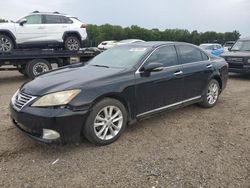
135,45,184,116
43,15,71,43
15,14,46,44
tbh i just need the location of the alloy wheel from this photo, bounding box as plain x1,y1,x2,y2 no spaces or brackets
207,82,219,105
66,38,80,51
94,106,123,141
0,36,12,52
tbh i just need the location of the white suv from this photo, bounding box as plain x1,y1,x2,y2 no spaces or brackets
0,11,88,52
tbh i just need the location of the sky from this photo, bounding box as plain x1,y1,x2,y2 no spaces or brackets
0,0,249,37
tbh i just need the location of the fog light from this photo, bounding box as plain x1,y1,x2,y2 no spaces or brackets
42,129,60,140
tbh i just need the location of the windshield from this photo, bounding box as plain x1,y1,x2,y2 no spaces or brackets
88,46,149,69
200,45,213,50
224,42,234,47
231,40,250,51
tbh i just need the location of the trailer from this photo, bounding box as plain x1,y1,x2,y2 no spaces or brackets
0,48,101,78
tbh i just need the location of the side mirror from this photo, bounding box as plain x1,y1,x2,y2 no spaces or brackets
143,62,164,72
228,47,231,51
19,18,27,26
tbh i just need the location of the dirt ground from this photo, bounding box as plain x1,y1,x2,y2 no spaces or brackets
0,70,249,188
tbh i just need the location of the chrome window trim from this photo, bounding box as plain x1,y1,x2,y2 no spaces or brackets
135,45,211,74
135,45,176,74
136,96,202,118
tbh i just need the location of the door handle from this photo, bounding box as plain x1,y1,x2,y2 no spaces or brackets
174,70,183,76
206,64,213,69
38,26,45,29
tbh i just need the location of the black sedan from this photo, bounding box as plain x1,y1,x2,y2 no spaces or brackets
10,42,228,145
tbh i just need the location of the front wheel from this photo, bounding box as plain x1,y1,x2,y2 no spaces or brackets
0,35,14,52
199,79,220,108
83,98,127,145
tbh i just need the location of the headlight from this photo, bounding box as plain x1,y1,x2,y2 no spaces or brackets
32,89,81,107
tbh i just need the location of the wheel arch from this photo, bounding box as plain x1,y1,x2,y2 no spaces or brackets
62,31,82,41
211,75,222,90
91,93,133,122
0,29,16,47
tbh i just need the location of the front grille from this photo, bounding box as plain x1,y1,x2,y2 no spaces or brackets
226,57,244,64
12,91,36,111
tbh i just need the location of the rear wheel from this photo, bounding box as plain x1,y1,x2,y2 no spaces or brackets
18,65,28,77
199,79,220,108
83,98,127,145
64,36,80,51
0,34,14,52
26,59,52,78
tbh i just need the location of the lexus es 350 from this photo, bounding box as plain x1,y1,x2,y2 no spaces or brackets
10,42,228,145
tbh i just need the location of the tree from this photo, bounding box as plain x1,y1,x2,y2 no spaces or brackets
86,24,241,47
0,19,7,23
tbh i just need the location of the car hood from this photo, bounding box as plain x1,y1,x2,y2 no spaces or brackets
0,22,14,28
204,49,212,52
221,51,250,58
21,64,127,96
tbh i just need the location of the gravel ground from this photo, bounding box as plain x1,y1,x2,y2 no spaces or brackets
0,71,249,188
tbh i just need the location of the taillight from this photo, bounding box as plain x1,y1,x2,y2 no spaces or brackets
81,24,87,28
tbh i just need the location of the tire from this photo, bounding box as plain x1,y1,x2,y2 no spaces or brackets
64,36,80,51
18,65,28,77
199,79,220,108
0,34,14,52
25,59,52,79
83,98,127,146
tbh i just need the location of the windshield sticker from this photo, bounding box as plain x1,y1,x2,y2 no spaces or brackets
129,48,147,52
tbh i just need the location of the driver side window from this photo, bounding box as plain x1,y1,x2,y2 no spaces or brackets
25,15,42,24
146,46,178,67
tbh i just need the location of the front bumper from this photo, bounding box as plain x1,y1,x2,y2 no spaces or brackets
229,67,250,74
10,104,89,144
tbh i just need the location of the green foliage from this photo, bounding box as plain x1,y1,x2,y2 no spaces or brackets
86,24,241,47
0,19,7,23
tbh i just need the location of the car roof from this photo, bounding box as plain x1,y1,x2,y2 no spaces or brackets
119,39,143,42
123,41,198,48
200,43,221,46
30,11,72,17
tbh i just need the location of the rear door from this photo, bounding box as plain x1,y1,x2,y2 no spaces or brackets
43,15,72,43
135,45,184,116
176,45,214,101
15,14,46,44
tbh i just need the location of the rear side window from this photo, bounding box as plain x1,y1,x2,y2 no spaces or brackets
61,16,73,23
25,15,42,24
146,46,178,67
201,52,209,60
178,45,203,64
44,15,73,24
